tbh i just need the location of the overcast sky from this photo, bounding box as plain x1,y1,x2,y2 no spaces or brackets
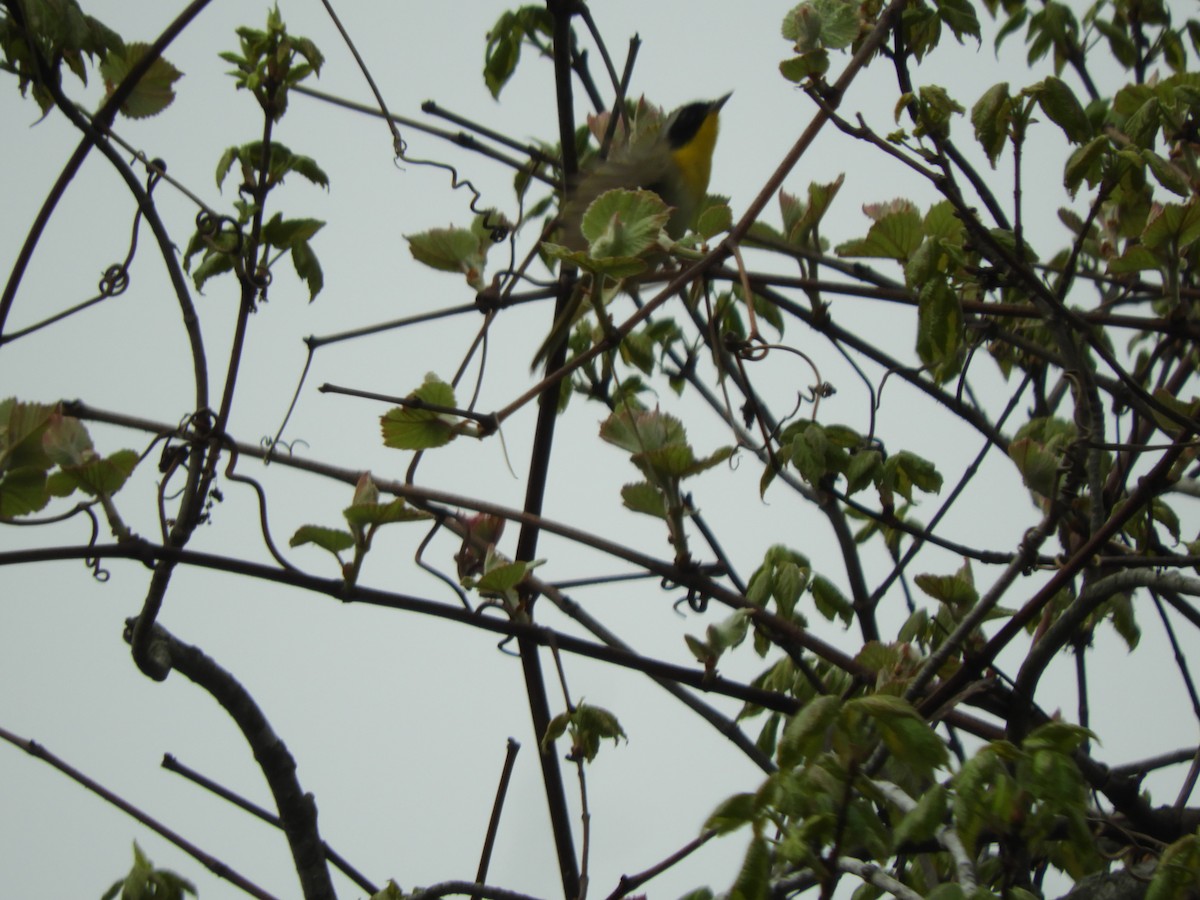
1,2,1193,899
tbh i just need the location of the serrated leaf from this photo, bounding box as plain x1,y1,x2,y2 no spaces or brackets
704,793,759,835
971,82,1011,166
1033,76,1092,144
915,276,962,379
380,375,459,450
42,414,93,466
935,0,981,42
0,468,50,517
582,189,671,258
850,695,949,775
845,449,882,496
730,834,770,900
836,203,923,261
810,575,853,624
0,398,56,472
261,214,324,249
600,407,687,455
772,562,806,617
1143,200,1200,254
1142,150,1190,198
100,42,182,119
476,560,529,593
1106,243,1158,274
62,449,138,496
707,609,751,653
779,50,829,82
1147,832,1200,900
915,560,978,608
1064,135,1109,195
289,525,355,553
291,239,323,301
883,451,943,502
342,498,430,528
405,226,488,289
620,481,666,518
696,197,733,239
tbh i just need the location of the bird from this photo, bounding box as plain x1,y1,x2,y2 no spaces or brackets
533,93,731,368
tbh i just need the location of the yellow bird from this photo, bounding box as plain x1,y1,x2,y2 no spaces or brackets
534,93,730,367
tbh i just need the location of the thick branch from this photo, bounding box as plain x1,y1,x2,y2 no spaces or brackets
122,619,336,900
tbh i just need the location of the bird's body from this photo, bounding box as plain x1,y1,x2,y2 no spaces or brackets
560,94,730,249
533,94,730,367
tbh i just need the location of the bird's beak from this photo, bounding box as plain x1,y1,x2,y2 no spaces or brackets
712,92,733,113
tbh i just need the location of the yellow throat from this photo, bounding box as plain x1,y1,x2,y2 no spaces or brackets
669,106,722,203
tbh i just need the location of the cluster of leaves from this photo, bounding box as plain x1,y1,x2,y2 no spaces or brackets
290,472,429,586
182,10,327,302
220,5,324,122
0,0,180,119
182,141,328,301
0,399,138,521
599,406,734,560
542,701,627,763
101,843,195,900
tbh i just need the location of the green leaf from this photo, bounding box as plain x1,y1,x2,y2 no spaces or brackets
778,694,841,768
704,793,759,835
1032,76,1092,144
370,881,406,900
620,481,666,518
380,375,460,450
696,198,733,239
935,0,981,42
836,201,923,261
291,239,324,301
849,695,949,776
343,498,430,530
104,842,196,900
892,783,947,849
779,50,829,82
1142,150,1191,198
0,467,50,516
1064,135,1109,195
483,7,552,99
64,448,138,496
406,225,489,289
99,42,182,119
971,82,1011,166
915,560,978,609
541,702,626,762
882,451,942,502
782,0,857,51
41,413,93,466
1143,200,1200,254
0,398,55,472
810,575,853,625
581,189,672,258
729,834,770,900
707,609,751,653
1106,244,1159,275
261,213,324,249
600,406,686,455
779,176,845,244
915,276,962,379
1147,831,1200,900
290,525,355,553
772,561,807,618
845,449,882,496
476,560,529,593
